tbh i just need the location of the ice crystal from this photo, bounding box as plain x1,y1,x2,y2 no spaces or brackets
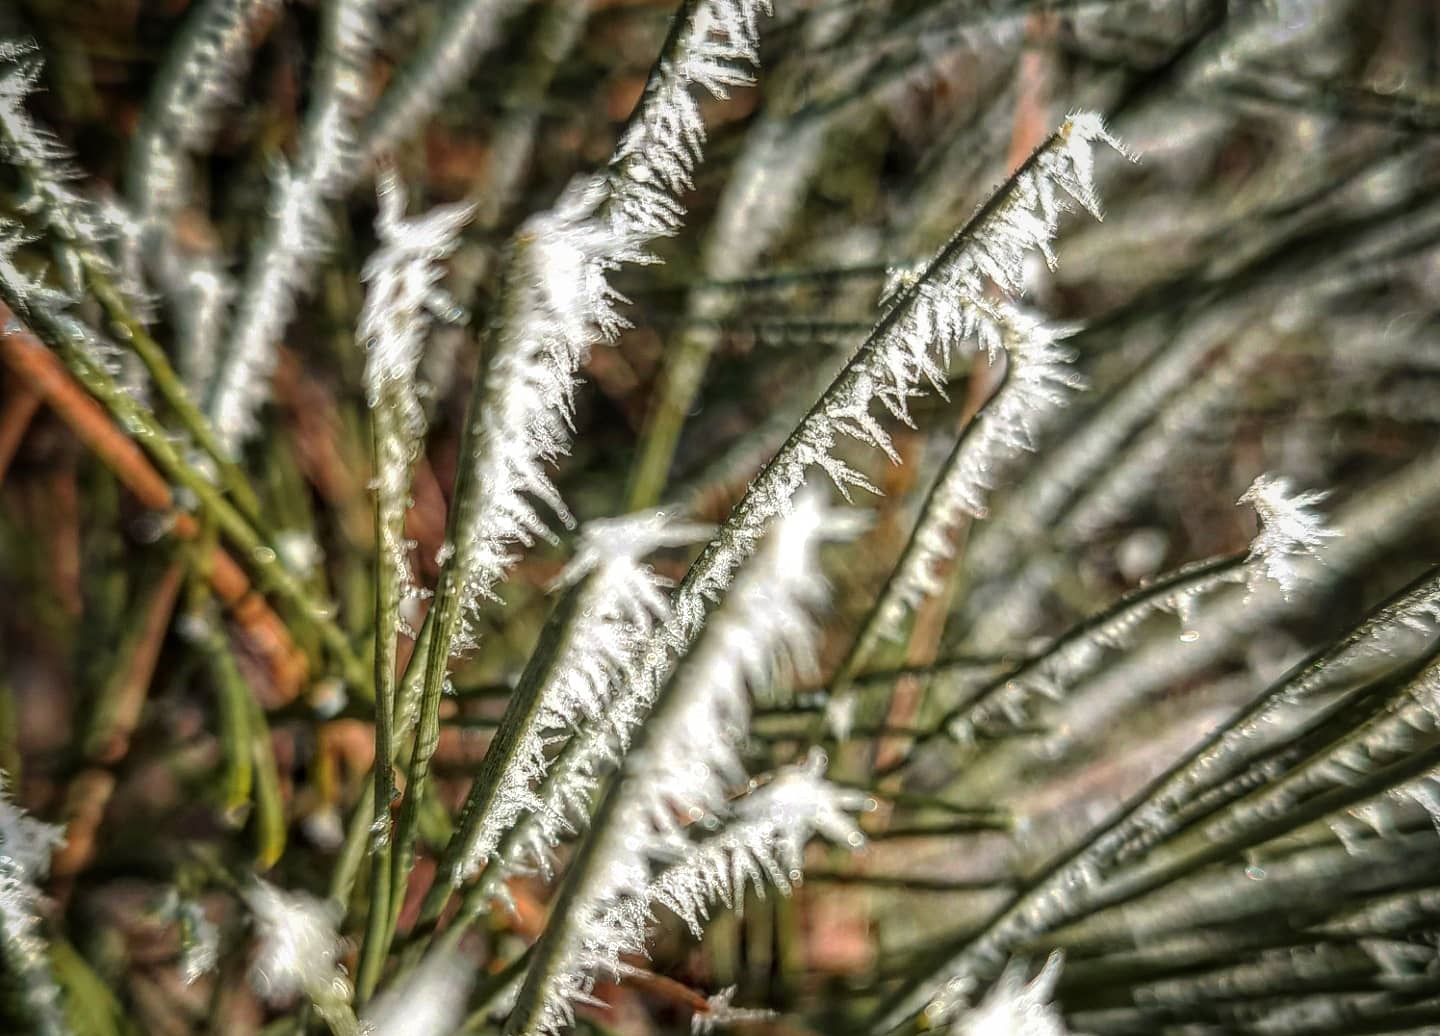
443,0,770,656
208,0,379,454
521,495,863,1036
363,951,474,1036
1239,474,1340,597
692,986,779,1034
881,310,1085,634
243,881,349,1006
450,511,707,884
952,955,1069,1036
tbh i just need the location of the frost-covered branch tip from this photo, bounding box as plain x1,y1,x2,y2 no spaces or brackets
440,0,770,652
360,172,473,642
1239,473,1340,597
643,749,868,941
880,310,1085,635
360,174,473,493
692,987,777,1034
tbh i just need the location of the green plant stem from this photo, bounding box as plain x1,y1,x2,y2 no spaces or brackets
411,582,586,932
85,268,267,528
873,551,1248,779
0,292,368,693
356,411,403,1002
864,565,1440,1032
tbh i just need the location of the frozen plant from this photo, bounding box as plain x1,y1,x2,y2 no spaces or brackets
1238,474,1341,597
4,4,1440,1036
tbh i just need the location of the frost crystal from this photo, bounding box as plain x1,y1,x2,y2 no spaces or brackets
952,955,1069,1036
436,0,771,664
693,986,778,1034
450,511,707,884
363,951,474,1036
243,881,349,1006
521,495,864,1036
0,777,66,1036
1238,474,1340,597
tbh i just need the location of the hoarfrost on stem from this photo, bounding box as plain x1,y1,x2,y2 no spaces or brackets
207,0,379,455
439,0,772,661
666,113,1128,653
359,171,474,599
515,494,864,1036
1239,474,1340,597
880,310,1086,635
450,510,709,885
951,954,1070,1036
0,777,66,1036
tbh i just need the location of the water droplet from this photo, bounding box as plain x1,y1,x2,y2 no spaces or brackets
251,545,277,564
1245,864,1266,880
1180,630,1200,643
